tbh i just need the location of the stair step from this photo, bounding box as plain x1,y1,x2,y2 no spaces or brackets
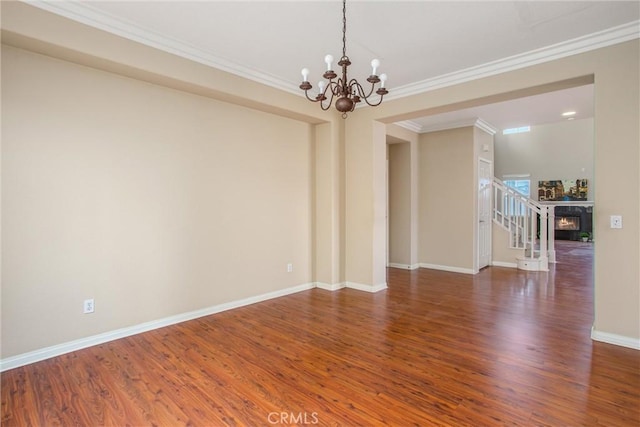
516,256,549,272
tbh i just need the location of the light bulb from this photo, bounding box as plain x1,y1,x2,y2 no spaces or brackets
324,54,334,71
379,73,387,88
301,68,310,82
371,59,380,75
318,81,325,94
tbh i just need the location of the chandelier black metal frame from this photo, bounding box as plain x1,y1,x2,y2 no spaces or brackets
299,0,388,118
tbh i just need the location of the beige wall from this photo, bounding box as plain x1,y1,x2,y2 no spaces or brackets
1,1,638,361
362,39,639,344
386,124,419,269
1,45,314,357
343,114,387,288
492,227,524,267
388,142,412,266
416,125,492,272
418,127,475,271
388,124,492,272
314,121,344,287
495,118,595,200
591,42,639,341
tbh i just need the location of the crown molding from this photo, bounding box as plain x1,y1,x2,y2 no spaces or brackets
474,119,498,136
386,20,640,101
395,118,497,135
24,0,302,96
393,120,423,133
24,2,639,102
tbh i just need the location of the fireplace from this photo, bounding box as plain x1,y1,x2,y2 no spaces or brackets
555,216,580,231
554,205,592,240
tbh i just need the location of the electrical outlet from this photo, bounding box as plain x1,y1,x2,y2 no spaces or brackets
610,215,623,229
287,263,293,273
83,298,95,314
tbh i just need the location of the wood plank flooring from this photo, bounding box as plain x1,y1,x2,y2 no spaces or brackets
2,241,639,426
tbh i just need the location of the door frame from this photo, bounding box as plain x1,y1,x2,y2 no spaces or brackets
477,158,493,271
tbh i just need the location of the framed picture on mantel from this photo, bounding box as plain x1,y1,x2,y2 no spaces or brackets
538,179,588,201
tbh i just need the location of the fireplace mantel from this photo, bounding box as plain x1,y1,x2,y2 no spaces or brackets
539,201,594,207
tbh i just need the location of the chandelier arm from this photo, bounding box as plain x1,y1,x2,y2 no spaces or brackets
320,84,337,111
333,78,345,97
349,79,376,99
362,94,385,108
303,90,320,103
329,81,343,102
352,81,385,107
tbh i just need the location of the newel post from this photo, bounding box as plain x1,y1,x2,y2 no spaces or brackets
539,206,549,271
547,206,556,263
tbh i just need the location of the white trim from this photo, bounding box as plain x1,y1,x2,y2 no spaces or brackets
394,120,423,133
474,119,498,136
0,279,396,371
591,328,640,350
387,263,419,270
539,201,594,207
502,174,531,179
491,261,518,269
26,0,301,96
315,282,346,291
398,118,498,135
345,282,388,293
0,282,315,372
420,118,480,134
419,263,477,275
24,2,639,102
516,256,549,272
387,20,640,101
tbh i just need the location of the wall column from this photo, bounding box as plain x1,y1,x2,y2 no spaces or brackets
313,121,344,289
344,112,387,291
409,138,419,269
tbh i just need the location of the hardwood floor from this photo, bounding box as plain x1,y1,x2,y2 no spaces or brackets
2,241,639,426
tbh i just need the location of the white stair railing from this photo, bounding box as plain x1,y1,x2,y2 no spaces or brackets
493,177,553,269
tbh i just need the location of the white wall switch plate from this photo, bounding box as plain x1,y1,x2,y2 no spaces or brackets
83,298,95,314
610,215,623,229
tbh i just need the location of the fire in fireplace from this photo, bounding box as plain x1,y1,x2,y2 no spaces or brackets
553,206,592,241
555,216,580,231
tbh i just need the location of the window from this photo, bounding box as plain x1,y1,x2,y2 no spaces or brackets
504,179,530,197
502,126,530,135
504,179,531,215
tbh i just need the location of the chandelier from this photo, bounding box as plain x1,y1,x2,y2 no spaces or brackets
299,0,388,118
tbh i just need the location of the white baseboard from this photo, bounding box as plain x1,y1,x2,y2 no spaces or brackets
591,328,640,350
387,263,420,270
491,261,518,268
345,281,388,293
0,282,315,372
419,263,476,275
315,281,388,293
315,282,346,291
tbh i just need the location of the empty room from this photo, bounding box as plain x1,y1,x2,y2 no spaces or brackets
2,1,639,425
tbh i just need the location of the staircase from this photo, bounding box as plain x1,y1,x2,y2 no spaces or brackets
492,177,555,271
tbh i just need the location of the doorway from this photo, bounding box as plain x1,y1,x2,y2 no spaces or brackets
478,158,492,270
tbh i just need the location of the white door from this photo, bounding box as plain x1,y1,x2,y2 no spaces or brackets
478,159,492,269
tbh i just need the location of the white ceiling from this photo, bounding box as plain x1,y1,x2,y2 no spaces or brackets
29,1,639,131
406,83,595,133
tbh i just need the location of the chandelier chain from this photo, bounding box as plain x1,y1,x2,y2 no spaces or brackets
342,0,347,59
